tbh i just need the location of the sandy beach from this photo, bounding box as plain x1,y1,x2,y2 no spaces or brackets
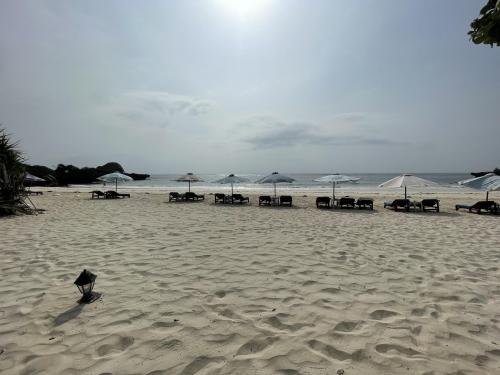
0,190,499,375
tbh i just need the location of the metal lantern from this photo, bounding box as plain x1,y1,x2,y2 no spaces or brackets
74,269,97,303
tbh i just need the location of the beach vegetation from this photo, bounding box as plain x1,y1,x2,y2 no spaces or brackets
0,127,25,213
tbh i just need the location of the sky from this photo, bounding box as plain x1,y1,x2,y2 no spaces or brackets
0,0,499,174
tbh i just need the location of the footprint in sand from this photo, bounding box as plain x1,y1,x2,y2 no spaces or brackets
487,349,500,356
369,309,399,320
96,335,134,357
158,339,182,350
375,344,421,357
302,280,317,286
264,316,309,332
307,339,363,361
278,370,302,375
409,254,426,261
152,321,178,328
411,307,426,317
236,336,279,356
333,321,362,333
179,356,225,375
320,287,342,294
215,290,226,298
475,354,489,366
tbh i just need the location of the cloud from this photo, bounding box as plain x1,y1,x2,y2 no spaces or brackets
101,90,213,128
331,112,366,124
240,115,405,149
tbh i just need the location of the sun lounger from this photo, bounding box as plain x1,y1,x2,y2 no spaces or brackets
279,195,293,206
232,193,249,204
184,192,204,201
356,197,373,210
418,199,440,212
337,196,355,208
259,195,272,206
455,200,498,214
105,190,130,199
27,191,43,196
91,190,106,199
214,193,230,204
169,192,184,202
384,199,412,212
316,196,331,208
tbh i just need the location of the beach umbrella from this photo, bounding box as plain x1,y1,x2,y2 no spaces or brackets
458,173,500,201
379,174,438,199
24,172,45,183
313,174,360,201
213,174,249,197
255,172,295,199
97,171,132,192
175,172,202,192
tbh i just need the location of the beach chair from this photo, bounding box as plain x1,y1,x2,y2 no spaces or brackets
279,195,293,206
232,193,249,204
169,192,184,202
27,191,43,196
105,190,130,199
91,190,106,199
259,195,272,206
337,196,355,209
356,197,374,210
316,196,331,208
418,199,440,212
184,192,205,201
384,199,412,212
455,200,498,214
215,193,228,204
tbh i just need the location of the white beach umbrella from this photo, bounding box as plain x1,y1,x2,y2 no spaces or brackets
255,172,295,199
213,173,249,196
97,172,132,192
379,174,438,199
175,172,203,192
458,173,500,201
24,172,45,183
313,174,360,201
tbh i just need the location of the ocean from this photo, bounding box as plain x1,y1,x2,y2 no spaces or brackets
87,172,474,194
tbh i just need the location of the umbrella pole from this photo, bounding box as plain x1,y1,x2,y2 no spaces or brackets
274,183,277,199
486,191,489,202
332,182,336,202
404,186,407,200
231,183,234,203
115,178,118,192
188,180,191,192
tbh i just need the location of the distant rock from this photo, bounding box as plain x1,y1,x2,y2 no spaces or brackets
125,173,150,181
24,161,149,185
97,162,124,174
471,168,500,177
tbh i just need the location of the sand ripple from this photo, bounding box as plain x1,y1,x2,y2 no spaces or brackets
1,191,500,374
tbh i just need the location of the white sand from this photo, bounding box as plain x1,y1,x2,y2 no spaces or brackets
1,190,500,375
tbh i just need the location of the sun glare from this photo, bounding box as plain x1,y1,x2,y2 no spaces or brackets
216,0,272,21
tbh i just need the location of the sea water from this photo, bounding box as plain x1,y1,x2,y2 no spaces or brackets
86,172,474,195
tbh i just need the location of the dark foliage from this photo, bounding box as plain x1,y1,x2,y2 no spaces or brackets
469,0,500,46
0,127,25,202
24,161,150,186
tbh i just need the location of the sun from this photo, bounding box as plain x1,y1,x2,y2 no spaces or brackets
216,0,272,21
